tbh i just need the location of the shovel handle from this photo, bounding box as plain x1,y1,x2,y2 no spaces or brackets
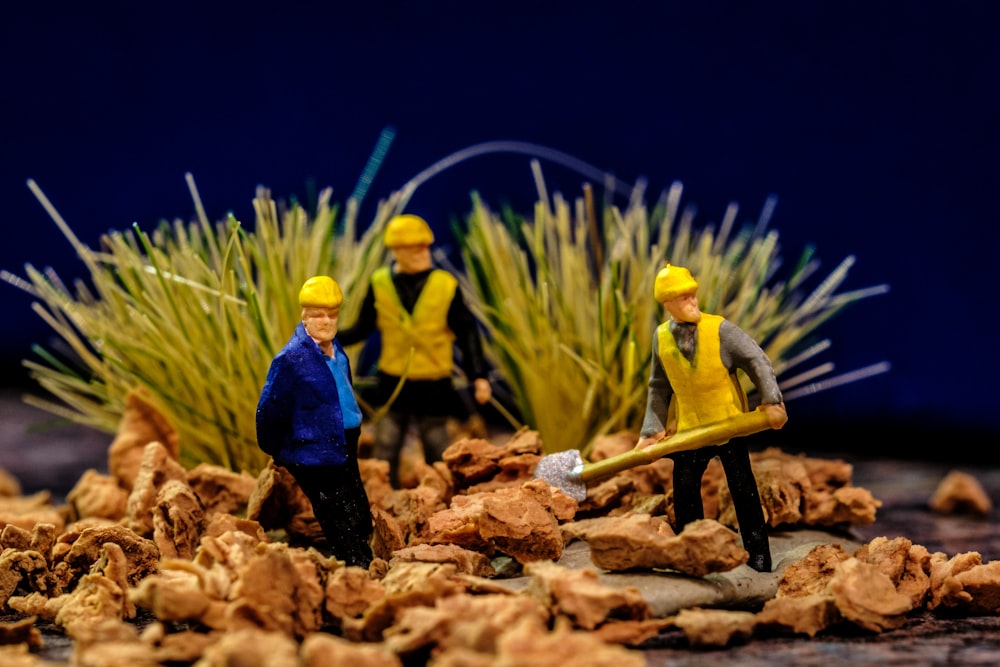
578,409,777,484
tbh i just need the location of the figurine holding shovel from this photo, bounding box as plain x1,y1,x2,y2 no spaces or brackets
534,264,786,572
635,264,786,572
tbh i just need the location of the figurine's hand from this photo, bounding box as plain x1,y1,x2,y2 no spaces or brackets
635,430,667,450
473,378,492,405
761,402,788,430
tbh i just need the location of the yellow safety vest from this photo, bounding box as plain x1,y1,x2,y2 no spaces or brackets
656,313,749,433
372,267,457,380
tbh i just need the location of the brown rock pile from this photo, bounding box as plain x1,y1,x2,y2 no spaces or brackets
666,534,1000,649
580,433,882,530
0,404,998,662
564,515,749,575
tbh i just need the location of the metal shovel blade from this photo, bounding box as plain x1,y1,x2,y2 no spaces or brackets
533,448,588,501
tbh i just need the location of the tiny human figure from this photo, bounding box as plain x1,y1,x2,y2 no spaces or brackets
636,264,787,572
338,214,492,488
256,276,373,568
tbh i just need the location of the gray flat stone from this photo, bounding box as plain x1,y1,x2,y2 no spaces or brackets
494,528,861,617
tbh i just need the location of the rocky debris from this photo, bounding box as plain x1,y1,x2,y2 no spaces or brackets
191,627,299,667
443,428,544,494
301,631,402,667
185,464,257,519
370,476,451,553
65,469,129,522
107,388,180,491
0,492,65,534
579,436,881,530
487,616,648,667
564,515,749,575
926,551,1000,615
0,613,41,649
523,560,650,630
127,441,189,539
753,534,1000,643
382,590,549,658
0,469,21,498
421,479,573,564
389,543,497,577
246,462,325,545
1,400,999,661
929,470,994,516
854,536,934,608
673,607,757,648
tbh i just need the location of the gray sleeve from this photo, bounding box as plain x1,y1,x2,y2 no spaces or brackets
719,319,783,405
640,332,674,437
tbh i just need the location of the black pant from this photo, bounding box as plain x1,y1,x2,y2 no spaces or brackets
284,427,373,567
372,410,450,488
671,441,771,572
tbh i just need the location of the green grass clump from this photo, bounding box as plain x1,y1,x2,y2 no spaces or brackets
5,176,395,473
5,139,888,470
455,165,888,455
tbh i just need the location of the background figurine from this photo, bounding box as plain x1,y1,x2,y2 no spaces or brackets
256,276,373,567
636,264,787,572
339,213,492,488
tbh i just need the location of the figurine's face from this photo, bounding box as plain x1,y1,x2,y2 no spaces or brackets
391,244,432,274
302,307,340,344
664,293,701,323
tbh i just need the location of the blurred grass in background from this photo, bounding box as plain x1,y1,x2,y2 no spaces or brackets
457,163,888,455
4,176,393,473
3,140,887,470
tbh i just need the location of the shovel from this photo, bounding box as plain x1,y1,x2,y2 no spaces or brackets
533,408,785,501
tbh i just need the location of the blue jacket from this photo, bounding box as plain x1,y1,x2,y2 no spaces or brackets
256,323,352,466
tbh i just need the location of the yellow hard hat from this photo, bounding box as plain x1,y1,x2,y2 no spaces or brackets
654,264,698,302
384,214,434,248
298,276,344,309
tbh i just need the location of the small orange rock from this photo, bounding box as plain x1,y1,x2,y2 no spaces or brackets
929,470,994,517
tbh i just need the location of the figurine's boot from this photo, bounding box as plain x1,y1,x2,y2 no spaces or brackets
742,526,772,573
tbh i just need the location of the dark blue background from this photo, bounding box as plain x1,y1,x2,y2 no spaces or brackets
3,2,998,454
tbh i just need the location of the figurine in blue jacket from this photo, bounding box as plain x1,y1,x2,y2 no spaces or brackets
256,276,373,568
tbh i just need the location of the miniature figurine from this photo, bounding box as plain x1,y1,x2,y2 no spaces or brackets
256,275,373,567
636,264,787,572
338,214,492,488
